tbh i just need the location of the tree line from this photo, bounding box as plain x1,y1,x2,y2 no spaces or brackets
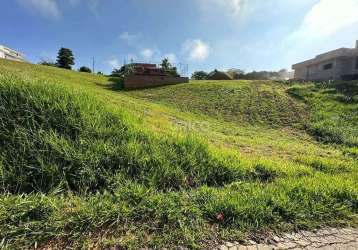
192,68,292,80
39,48,103,75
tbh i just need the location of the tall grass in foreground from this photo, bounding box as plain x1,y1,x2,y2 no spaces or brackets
0,73,357,248
0,74,247,193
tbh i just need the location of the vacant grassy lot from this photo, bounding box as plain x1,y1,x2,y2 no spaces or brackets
0,59,357,249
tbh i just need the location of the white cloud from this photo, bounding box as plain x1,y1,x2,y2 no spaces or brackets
183,39,210,61
125,54,137,63
163,53,177,64
17,0,60,19
17,0,101,19
140,48,154,60
290,0,358,39
196,0,253,19
107,58,120,69
87,0,100,17
118,32,142,46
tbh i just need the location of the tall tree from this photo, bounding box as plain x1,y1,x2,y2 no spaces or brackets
56,48,75,70
160,58,179,77
160,58,172,71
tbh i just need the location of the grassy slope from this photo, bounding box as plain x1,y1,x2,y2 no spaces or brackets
0,59,357,249
289,81,358,147
125,80,308,127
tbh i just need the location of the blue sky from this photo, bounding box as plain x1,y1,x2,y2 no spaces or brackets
1,0,358,75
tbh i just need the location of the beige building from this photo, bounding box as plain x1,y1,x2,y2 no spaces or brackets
292,40,358,81
0,45,25,62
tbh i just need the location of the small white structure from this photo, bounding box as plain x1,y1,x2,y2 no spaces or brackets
0,45,25,62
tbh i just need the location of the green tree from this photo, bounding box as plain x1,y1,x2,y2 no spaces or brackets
111,68,122,77
160,58,172,71
111,64,135,78
191,71,208,80
160,58,179,77
79,66,92,73
56,48,75,70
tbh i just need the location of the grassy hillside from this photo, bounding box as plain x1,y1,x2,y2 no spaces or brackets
0,59,357,249
288,81,358,147
125,80,308,127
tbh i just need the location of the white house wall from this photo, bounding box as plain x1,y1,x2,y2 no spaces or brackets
0,45,5,59
0,45,24,62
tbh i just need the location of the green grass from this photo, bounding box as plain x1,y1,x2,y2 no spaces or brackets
125,80,307,127
288,81,358,146
0,59,357,249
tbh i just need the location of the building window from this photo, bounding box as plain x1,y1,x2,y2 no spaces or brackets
323,63,333,70
356,57,358,69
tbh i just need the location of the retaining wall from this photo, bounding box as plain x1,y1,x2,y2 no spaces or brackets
124,75,189,90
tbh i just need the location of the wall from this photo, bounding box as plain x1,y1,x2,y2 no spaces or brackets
295,59,351,81
0,45,24,62
124,75,189,90
293,67,307,79
308,60,336,81
337,58,354,76
0,46,5,59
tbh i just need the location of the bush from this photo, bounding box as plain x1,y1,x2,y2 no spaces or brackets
79,66,92,73
38,60,57,67
191,71,208,80
111,64,135,78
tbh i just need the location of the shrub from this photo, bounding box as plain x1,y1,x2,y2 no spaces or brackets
111,64,135,78
38,60,57,67
79,66,92,73
191,71,208,80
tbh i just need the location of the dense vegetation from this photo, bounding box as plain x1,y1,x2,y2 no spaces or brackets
0,59,357,249
191,69,291,80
